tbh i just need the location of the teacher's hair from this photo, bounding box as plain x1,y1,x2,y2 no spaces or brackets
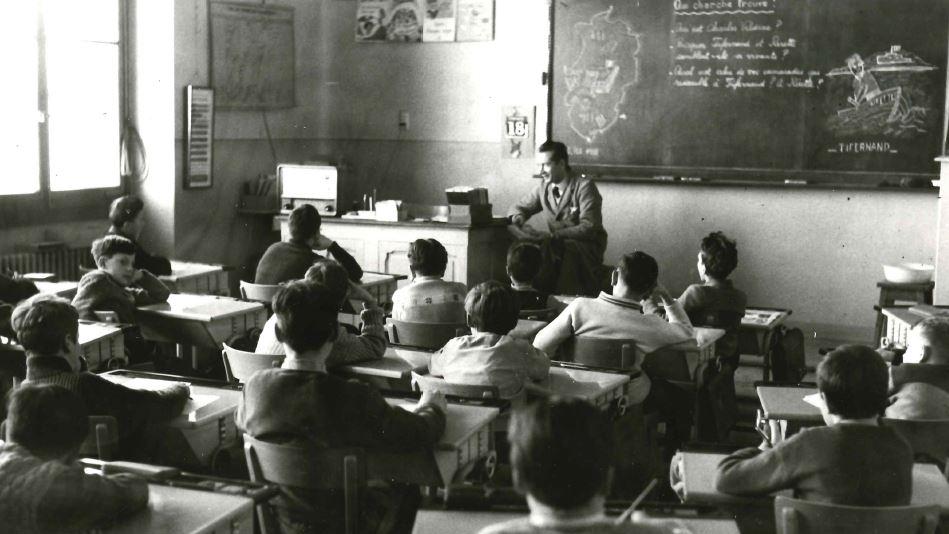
539,140,570,170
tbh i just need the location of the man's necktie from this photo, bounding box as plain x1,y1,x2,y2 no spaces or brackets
552,185,561,203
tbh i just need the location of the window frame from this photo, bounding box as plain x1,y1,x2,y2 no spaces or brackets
0,0,128,227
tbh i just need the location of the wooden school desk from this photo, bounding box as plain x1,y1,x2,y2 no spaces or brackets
35,280,79,299
101,371,243,468
78,320,125,371
136,293,267,350
105,484,254,534
755,384,822,424
379,395,499,489
335,345,431,391
879,306,949,347
159,260,229,296
337,271,408,328
687,327,726,377
676,450,949,515
544,363,630,412
739,308,791,380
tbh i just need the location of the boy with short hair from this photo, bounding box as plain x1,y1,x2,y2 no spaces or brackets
429,281,549,398
886,317,949,419
72,235,170,362
0,384,149,533
255,260,386,367
255,204,363,284
507,242,549,312
716,345,913,505
391,238,467,323
13,294,189,459
238,280,447,533
480,398,671,534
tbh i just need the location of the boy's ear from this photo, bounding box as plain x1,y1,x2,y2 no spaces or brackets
466,314,474,328
920,344,933,364
610,269,619,287
95,256,108,269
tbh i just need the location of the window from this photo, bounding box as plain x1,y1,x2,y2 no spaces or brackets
1,0,123,197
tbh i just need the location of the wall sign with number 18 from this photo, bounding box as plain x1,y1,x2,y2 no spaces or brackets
502,106,535,159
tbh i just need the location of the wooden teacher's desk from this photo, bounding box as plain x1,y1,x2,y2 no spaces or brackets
105,484,254,534
101,371,243,468
275,215,510,288
159,260,229,296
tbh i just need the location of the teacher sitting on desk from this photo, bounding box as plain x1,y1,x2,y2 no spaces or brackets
507,141,607,296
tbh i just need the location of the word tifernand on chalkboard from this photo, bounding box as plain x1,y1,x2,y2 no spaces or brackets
551,0,948,186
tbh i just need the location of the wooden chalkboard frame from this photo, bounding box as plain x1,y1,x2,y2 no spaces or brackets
547,0,948,190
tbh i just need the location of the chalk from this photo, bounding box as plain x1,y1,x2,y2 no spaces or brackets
654,175,675,181
680,176,703,182
783,179,808,185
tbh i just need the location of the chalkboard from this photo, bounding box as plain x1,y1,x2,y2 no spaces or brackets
551,0,949,186
210,2,295,110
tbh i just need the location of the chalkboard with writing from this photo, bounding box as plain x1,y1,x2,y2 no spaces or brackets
551,0,949,185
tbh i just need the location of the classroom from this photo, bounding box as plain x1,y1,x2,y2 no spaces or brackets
1,0,949,533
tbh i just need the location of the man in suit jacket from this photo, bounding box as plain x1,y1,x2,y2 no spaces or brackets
507,141,608,296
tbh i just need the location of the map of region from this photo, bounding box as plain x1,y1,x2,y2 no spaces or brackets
563,7,641,144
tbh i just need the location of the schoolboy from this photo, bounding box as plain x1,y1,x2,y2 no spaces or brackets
886,317,949,419
391,238,467,323
0,272,38,339
480,398,671,534
255,260,386,367
678,231,747,364
13,294,189,459
715,345,913,505
107,194,172,275
0,384,149,533
72,235,170,361
237,280,447,533
429,281,549,398
255,204,363,284
506,242,560,316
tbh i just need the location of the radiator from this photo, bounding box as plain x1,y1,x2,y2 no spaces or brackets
0,246,91,281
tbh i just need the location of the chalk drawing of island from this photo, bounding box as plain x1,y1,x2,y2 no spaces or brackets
563,7,641,144
824,46,937,138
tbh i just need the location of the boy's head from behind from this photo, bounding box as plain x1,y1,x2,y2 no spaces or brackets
288,204,322,243
408,238,448,278
905,317,949,365
698,231,738,281
465,281,519,335
506,242,543,286
6,384,89,461
304,260,350,309
272,280,338,355
817,345,888,421
11,294,81,370
509,397,614,511
109,195,146,239
613,251,659,300
91,235,137,286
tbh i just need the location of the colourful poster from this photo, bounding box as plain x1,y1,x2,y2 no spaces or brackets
456,0,493,42
422,0,457,42
356,0,424,43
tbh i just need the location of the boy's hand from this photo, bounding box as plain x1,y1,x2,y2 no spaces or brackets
132,270,144,283
359,304,385,326
510,214,526,227
650,284,674,306
418,389,448,414
313,234,335,251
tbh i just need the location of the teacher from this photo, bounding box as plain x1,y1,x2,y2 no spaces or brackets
507,140,608,296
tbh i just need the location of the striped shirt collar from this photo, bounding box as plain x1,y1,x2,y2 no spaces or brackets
596,291,643,311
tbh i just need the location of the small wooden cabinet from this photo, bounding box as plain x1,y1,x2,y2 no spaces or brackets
273,216,511,287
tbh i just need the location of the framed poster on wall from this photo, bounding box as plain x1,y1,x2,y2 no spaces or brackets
185,86,214,189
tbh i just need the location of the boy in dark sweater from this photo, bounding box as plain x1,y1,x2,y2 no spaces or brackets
507,242,549,313
715,345,913,506
72,235,170,362
237,280,446,533
106,194,172,276
255,204,363,284
480,398,672,534
13,294,189,460
0,384,148,533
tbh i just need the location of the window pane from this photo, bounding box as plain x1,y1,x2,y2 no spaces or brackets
47,41,120,192
44,0,119,43
0,3,40,195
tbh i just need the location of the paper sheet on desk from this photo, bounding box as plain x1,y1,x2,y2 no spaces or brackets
119,378,189,391
803,393,824,410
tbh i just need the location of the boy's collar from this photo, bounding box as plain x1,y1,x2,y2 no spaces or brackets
597,291,643,311
527,495,606,528
414,275,442,282
511,281,534,291
705,278,732,288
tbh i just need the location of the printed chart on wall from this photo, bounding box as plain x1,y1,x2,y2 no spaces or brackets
551,0,949,185
356,0,493,43
210,2,295,109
